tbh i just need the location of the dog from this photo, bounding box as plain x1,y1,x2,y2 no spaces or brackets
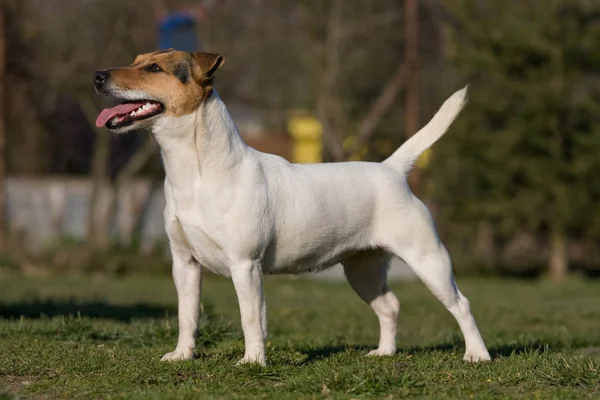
94,50,491,365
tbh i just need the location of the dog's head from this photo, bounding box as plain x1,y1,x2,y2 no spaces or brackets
94,50,224,133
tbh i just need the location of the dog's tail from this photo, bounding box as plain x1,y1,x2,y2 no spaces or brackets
384,86,467,174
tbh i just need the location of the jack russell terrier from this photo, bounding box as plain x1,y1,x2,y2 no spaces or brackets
94,50,491,365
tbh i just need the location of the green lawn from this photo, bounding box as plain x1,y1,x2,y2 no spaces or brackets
1,274,599,399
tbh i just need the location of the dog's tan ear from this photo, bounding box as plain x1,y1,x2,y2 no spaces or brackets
190,52,225,82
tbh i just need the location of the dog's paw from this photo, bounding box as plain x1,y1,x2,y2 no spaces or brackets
235,355,266,366
366,348,396,357
463,350,491,363
160,348,194,362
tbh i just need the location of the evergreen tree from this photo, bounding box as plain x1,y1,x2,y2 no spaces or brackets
433,0,600,280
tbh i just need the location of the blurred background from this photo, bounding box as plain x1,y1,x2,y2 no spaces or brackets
0,0,599,282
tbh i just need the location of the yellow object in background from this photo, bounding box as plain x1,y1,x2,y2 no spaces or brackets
416,148,432,170
288,113,323,164
343,135,368,161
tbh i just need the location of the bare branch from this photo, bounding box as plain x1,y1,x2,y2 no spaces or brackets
350,63,407,155
115,137,159,187
344,11,401,39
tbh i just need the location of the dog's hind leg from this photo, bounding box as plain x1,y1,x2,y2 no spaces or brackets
382,199,491,363
342,251,399,356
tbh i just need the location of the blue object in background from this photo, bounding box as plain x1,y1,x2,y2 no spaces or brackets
159,12,199,52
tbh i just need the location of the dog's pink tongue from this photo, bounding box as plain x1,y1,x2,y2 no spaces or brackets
95,103,144,127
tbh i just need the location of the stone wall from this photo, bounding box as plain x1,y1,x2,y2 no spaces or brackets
6,178,167,253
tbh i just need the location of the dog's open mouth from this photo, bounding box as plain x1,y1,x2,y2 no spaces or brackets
95,100,165,129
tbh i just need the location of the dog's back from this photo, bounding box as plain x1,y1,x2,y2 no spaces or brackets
249,88,468,274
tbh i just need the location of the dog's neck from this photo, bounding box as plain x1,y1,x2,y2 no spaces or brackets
152,90,248,195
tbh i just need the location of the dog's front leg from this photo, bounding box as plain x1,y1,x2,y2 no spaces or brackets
230,260,267,366
161,249,201,361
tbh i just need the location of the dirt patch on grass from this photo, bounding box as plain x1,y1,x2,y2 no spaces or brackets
1,376,43,399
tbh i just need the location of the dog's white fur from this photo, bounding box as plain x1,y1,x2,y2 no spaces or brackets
150,87,490,365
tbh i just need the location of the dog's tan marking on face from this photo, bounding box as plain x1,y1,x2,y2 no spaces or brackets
108,50,224,117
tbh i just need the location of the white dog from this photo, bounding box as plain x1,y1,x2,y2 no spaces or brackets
94,50,491,365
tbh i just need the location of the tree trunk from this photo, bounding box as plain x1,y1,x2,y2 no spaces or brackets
475,221,495,270
318,0,346,162
81,97,112,251
549,226,568,282
106,137,158,247
88,132,111,250
0,0,6,252
405,0,421,194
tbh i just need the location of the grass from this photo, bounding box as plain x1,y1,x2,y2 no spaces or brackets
1,274,599,399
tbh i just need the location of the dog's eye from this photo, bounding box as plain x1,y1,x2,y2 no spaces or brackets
146,63,162,73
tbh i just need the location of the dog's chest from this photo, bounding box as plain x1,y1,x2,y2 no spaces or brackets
167,215,232,277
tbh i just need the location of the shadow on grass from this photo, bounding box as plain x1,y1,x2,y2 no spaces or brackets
488,341,548,358
404,341,548,359
0,299,176,321
299,344,370,363
298,340,549,363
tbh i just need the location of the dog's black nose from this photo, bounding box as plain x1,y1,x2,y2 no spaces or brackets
94,70,110,87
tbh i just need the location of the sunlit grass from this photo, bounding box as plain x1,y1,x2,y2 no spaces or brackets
1,275,599,399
